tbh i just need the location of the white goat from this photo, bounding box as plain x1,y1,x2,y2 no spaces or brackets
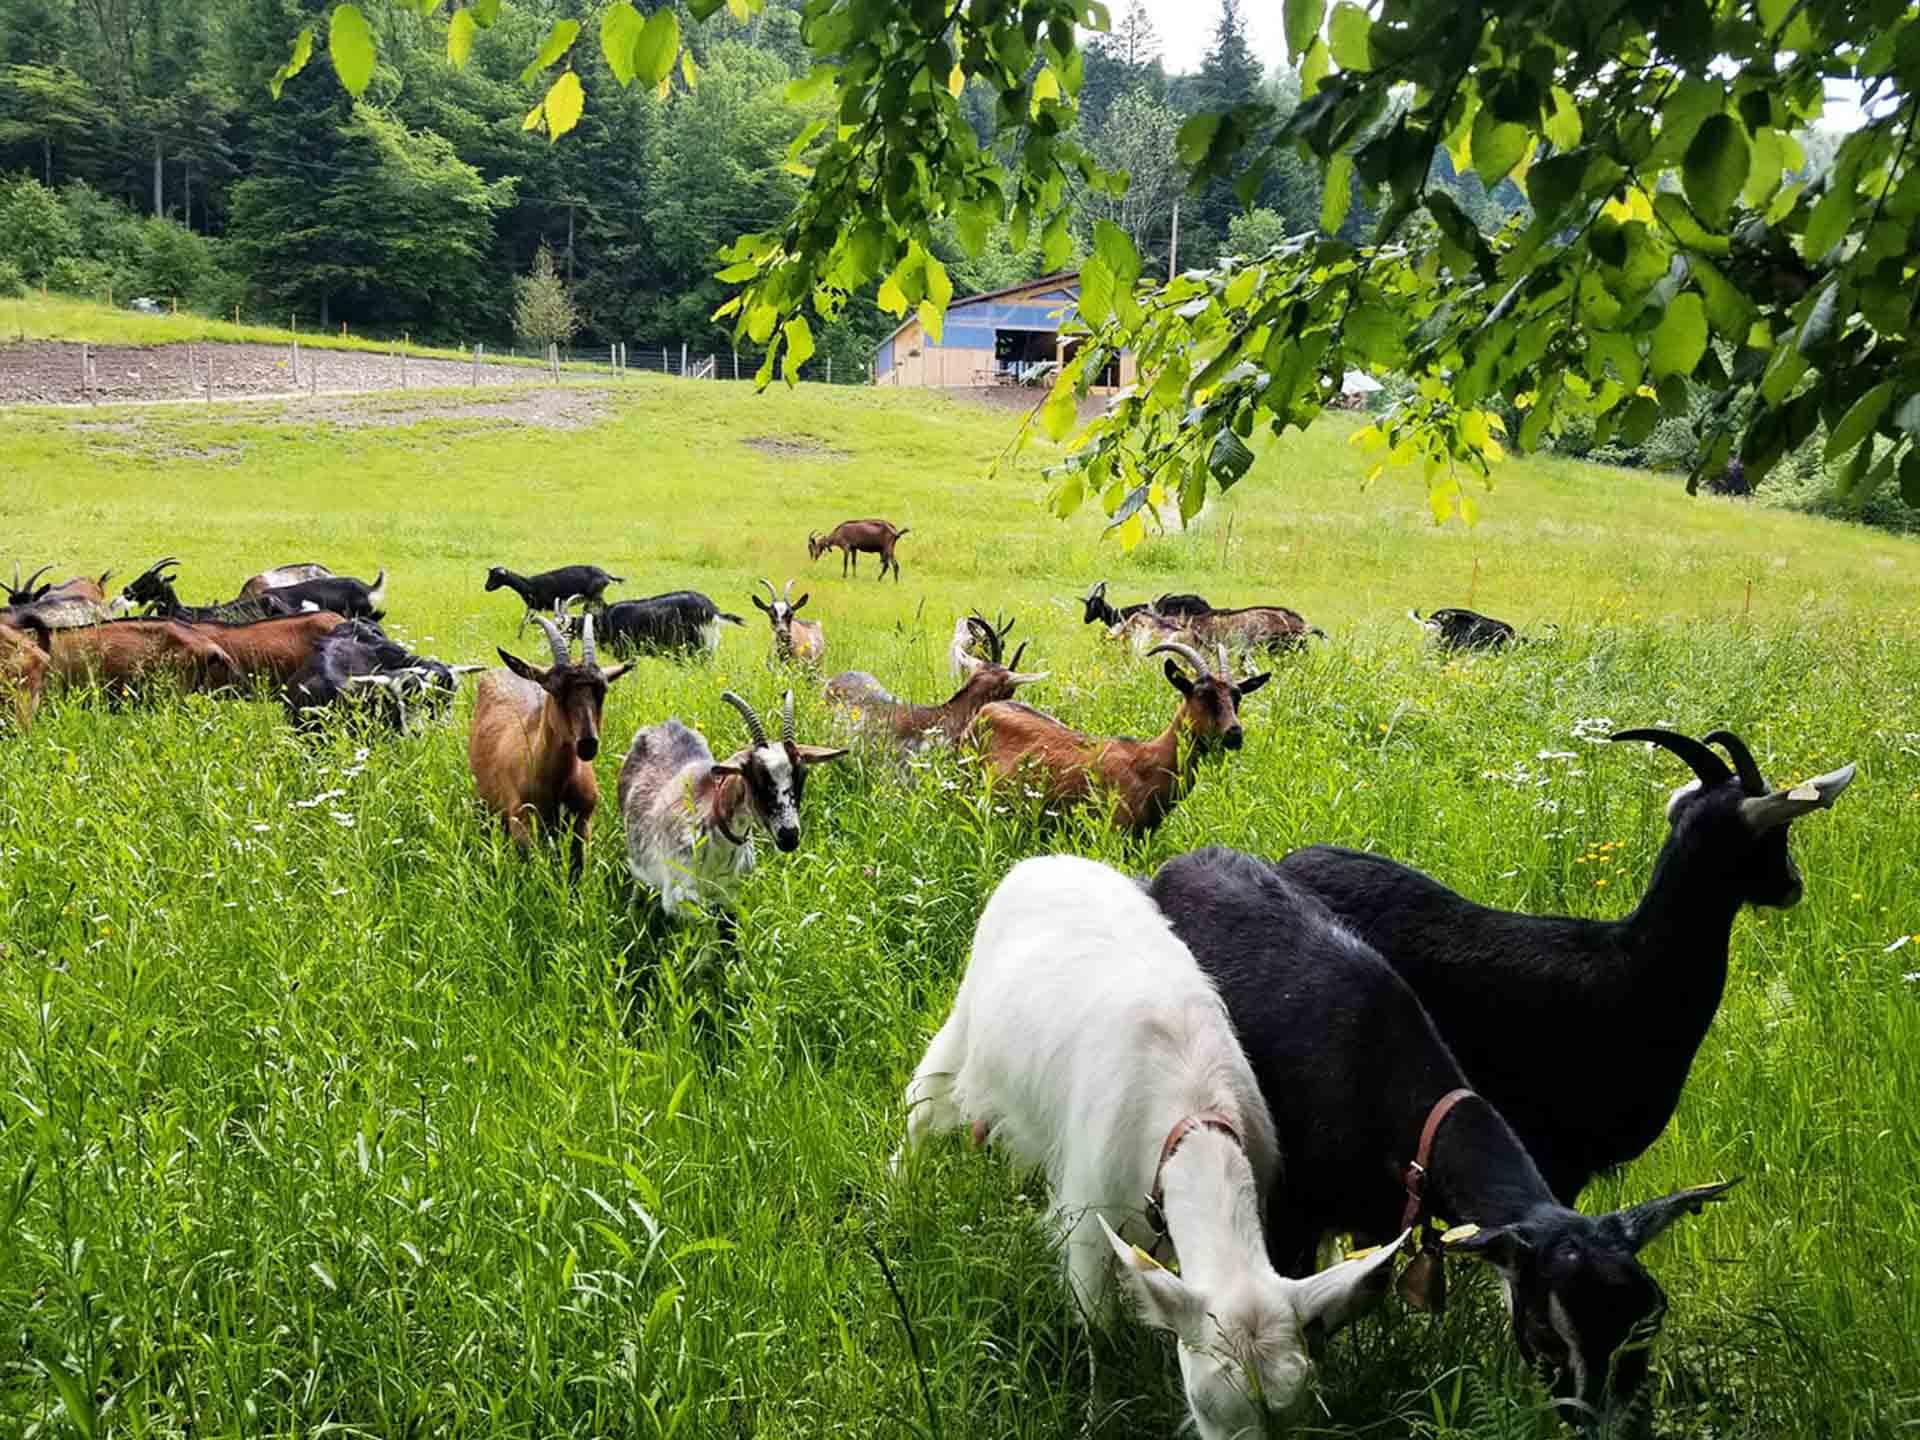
898,854,1403,1440
618,689,847,917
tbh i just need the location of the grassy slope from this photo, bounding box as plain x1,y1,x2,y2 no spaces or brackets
1,378,1916,1438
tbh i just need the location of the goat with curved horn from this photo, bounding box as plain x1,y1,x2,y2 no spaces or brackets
760,577,779,605
723,689,769,747
1703,728,1768,795
1607,727,1732,786
782,688,796,745
532,615,572,669
1147,641,1211,678
581,613,599,670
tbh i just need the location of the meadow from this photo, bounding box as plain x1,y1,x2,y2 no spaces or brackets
1,375,1917,1438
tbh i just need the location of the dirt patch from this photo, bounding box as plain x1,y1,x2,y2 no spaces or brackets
312,388,607,432
941,383,1111,424
743,434,853,462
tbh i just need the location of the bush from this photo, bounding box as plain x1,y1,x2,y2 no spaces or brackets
0,173,78,282
0,257,23,297
46,255,112,297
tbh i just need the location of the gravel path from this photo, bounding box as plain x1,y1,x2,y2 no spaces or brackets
0,340,610,407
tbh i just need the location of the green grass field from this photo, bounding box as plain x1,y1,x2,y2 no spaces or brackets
2,376,1917,1438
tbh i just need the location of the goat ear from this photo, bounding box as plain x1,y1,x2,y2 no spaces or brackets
1236,672,1271,695
600,662,634,685
1608,1179,1739,1254
794,744,850,766
710,763,743,779
791,593,809,612
1738,764,1856,832
497,648,545,683
751,594,773,613
1441,1223,1530,1273
1164,658,1194,695
1098,1217,1205,1341
1292,1230,1406,1337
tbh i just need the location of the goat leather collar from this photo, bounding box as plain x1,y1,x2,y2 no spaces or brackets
1401,1087,1476,1233
713,814,748,848
1144,1109,1243,1251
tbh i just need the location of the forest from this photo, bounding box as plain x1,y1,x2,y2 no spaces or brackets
0,0,1523,370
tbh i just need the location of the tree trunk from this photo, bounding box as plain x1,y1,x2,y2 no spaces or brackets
319,290,330,329
182,159,191,231
152,138,163,216
42,135,51,186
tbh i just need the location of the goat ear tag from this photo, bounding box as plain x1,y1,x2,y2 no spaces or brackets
1397,1250,1446,1314
1788,781,1820,801
1129,1243,1165,1271
1440,1223,1481,1245
1344,1243,1384,1262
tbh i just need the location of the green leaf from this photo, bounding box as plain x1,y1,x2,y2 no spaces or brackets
1299,36,1330,98
1471,106,1527,187
447,8,476,68
1544,86,1582,151
519,18,580,86
917,300,943,344
471,0,499,25
1589,330,1642,392
1797,281,1839,356
1802,154,1861,261
1328,2,1370,70
269,25,314,98
1648,292,1708,379
1320,150,1353,233
1176,112,1222,171
1093,221,1141,288
1078,255,1114,328
1209,428,1256,489
1041,210,1071,271
1525,151,1585,224
329,4,376,99
1894,392,1920,438
786,64,835,104
1690,257,1755,339
1902,449,1920,507
781,316,815,383
1826,381,1894,460
1744,126,1788,208
1225,265,1258,309
1681,113,1749,228
1040,379,1078,441
635,5,679,89
544,70,583,142
1651,191,1731,256
923,255,952,313
1284,0,1326,59
600,2,641,86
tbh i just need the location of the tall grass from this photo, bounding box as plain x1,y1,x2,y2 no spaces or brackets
1,378,1916,1437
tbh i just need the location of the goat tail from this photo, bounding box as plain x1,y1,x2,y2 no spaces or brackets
717,611,746,626
1309,626,1328,639
367,569,388,606
892,527,912,540
609,574,627,583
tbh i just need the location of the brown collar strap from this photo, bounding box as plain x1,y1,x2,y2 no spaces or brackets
1401,1088,1476,1234
1144,1109,1243,1244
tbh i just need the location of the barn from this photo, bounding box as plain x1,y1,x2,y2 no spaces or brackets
871,271,1137,391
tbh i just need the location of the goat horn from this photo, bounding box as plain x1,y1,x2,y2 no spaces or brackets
1008,640,1028,671
782,689,796,744
722,689,768,747
1702,729,1768,795
783,578,795,603
1216,643,1230,678
760,577,778,603
1608,728,1733,786
581,612,598,668
23,564,51,594
532,614,571,668
1148,641,1210,677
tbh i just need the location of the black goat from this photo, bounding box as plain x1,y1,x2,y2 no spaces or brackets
1409,607,1518,651
267,568,387,621
592,590,744,659
282,620,480,731
123,558,298,625
1276,726,1854,1204
485,564,624,634
1149,846,1735,1422
1079,579,1212,627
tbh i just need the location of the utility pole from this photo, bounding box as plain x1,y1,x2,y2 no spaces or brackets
1168,198,1180,280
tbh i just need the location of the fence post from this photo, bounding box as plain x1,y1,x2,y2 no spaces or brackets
206,348,214,406
310,353,318,397
81,342,92,405
291,335,299,388
402,334,409,389
732,348,738,380
680,341,688,378
826,357,832,385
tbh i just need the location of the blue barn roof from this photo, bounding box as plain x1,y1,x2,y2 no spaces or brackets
873,271,1089,363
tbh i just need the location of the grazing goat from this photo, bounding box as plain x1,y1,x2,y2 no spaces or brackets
3,568,123,631
1409,607,1518,652
264,568,388,621
588,590,745,658
1189,604,1324,654
46,621,239,696
1106,606,1198,655
283,620,481,731
189,612,349,686
899,855,1403,1440
947,609,1015,678
468,615,631,876
0,615,53,730
486,564,625,634
973,641,1268,834
827,632,1045,753
808,519,910,581
238,563,332,599
752,579,825,666
1150,847,1736,1420
1276,726,1855,1203
1080,579,1212,627
619,690,848,917
123,558,299,626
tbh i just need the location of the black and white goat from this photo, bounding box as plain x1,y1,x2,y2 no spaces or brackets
593,590,745,659
1276,726,1855,1203
1080,579,1212,628
123,558,298,626
282,619,481,732
1150,847,1735,1422
618,690,847,916
751,578,824,666
267,567,387,621
899,855,1403,1440
486,563,625,634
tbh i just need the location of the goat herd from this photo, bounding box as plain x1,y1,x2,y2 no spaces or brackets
0,537,1862,1433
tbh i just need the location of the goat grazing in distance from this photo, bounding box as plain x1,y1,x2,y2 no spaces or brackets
283,620,481,732
583,590,744,659
973,641,1268,834
0,615,53,730
123,558,302,626
3,565,123,631
898,855,1403,1440
1189,603,1324,655
238,563,332,600
827,630,1045,753
1150,846,1736,1421
486,563,625,635
751,579,825,666
1080,579,1212,628
947,610,1014,678
1409,606,1518,651
619,689,848,918
468,614,632,877
264,568,387,621
1275,726,1854,1204
808,519,910,581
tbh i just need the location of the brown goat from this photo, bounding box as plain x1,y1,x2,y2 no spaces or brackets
468,614,632,877
751,578,826,666
972,641,1269,834
1188,605,1324,654
189,612,349,685
47,620,239,695
808,519,911,581
1,616,53,730
826,627,1046,753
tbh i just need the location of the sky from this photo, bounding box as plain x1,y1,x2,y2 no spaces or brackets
1135,0,1288,76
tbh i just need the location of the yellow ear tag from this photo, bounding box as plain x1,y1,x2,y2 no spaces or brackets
1130,1244,1166,1270
1440,1223,1482,1245
1344,1244,1383,1262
